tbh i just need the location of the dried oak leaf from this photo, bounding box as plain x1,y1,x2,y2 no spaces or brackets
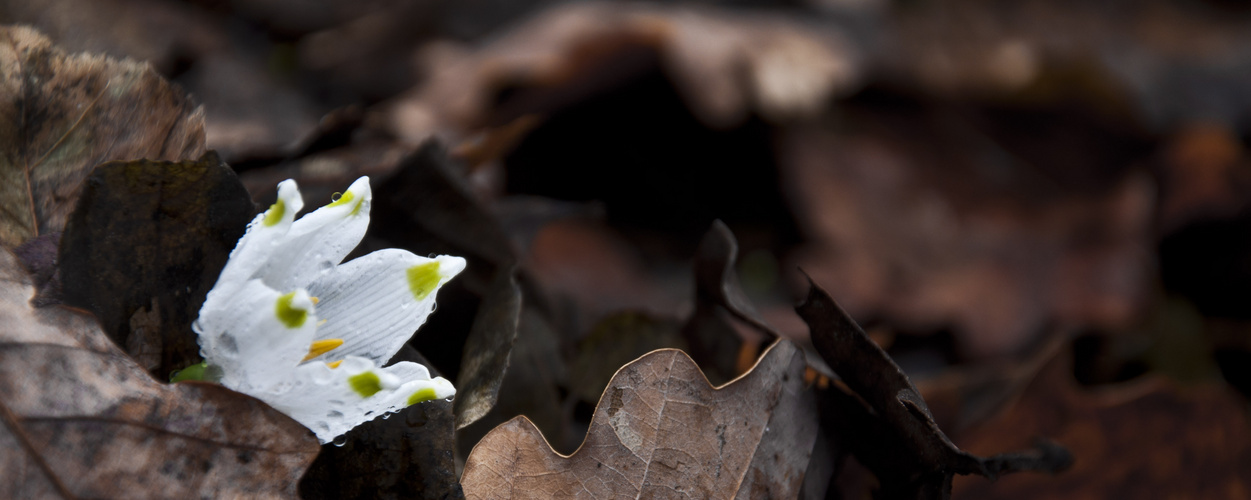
0,26,205,248
0,249,320,499
461,340,817,499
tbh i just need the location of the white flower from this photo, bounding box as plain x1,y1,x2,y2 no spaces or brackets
191,176,465,444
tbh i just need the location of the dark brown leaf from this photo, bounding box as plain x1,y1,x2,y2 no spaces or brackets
683,220,778,384
797,274,1071,499
569,311,687,404
461,340,817,499
0,26,205,248
58,152,256,377
0,248,319,499
952,352,1251,499
454,266,522,430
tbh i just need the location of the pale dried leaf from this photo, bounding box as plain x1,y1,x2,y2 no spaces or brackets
0,249,319,499
0,26,205,247
461,340,817,499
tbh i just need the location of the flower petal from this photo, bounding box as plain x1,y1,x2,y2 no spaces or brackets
195,280,319,392
256,177,372,293
305,250,466,364
202,180,303,310
260,356,456,443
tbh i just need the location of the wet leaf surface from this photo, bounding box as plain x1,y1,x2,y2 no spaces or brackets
0,26,205,248
461,340,817,499
58,152,255,377
299,346,463,500
0,249,319,499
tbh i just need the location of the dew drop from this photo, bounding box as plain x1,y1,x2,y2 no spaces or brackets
444,397,454,403
382,413,391,420
332,435,348,447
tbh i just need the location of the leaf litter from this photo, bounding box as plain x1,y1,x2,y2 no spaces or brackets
0,248,319,499
5,0,1251,496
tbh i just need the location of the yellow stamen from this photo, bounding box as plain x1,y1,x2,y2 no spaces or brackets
310,296,320,305
303,338,344,362
317,319,328,326
326,360,343,369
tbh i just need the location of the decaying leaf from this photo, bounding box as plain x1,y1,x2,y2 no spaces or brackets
58,152,255,377
797,275,1072,499
0,249,319,499
454,266,522,430
951,349,1251,500
300,346,463,500
683,220,779,384
461,340,817,499
456,304,571,460
0,26,205,248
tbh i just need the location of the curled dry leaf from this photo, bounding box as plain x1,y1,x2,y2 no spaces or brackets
0,26,205,248
386,1,859,144
0,249,319,499
797,274,1072,499
454,266,522,430
461,340,817,499
58,152,255,378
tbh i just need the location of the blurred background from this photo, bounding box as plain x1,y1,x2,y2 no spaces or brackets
5,0,1250,497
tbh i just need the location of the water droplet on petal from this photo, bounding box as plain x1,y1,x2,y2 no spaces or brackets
332,435,348,447
382,413,391,420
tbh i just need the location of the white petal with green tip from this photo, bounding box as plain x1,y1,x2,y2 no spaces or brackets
306,250,465,363
257,177,373,293
197,282,318,392
260,357,456,443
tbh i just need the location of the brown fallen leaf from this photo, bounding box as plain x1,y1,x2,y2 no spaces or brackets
797,275,1071,499
951,350,1251,499
0,26,205,248
784,118,1155,358
455,266,522,430
0,249,319,499
58,152,255,378
461,340,817,499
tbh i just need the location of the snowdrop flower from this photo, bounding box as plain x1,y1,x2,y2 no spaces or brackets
191,177,464,443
